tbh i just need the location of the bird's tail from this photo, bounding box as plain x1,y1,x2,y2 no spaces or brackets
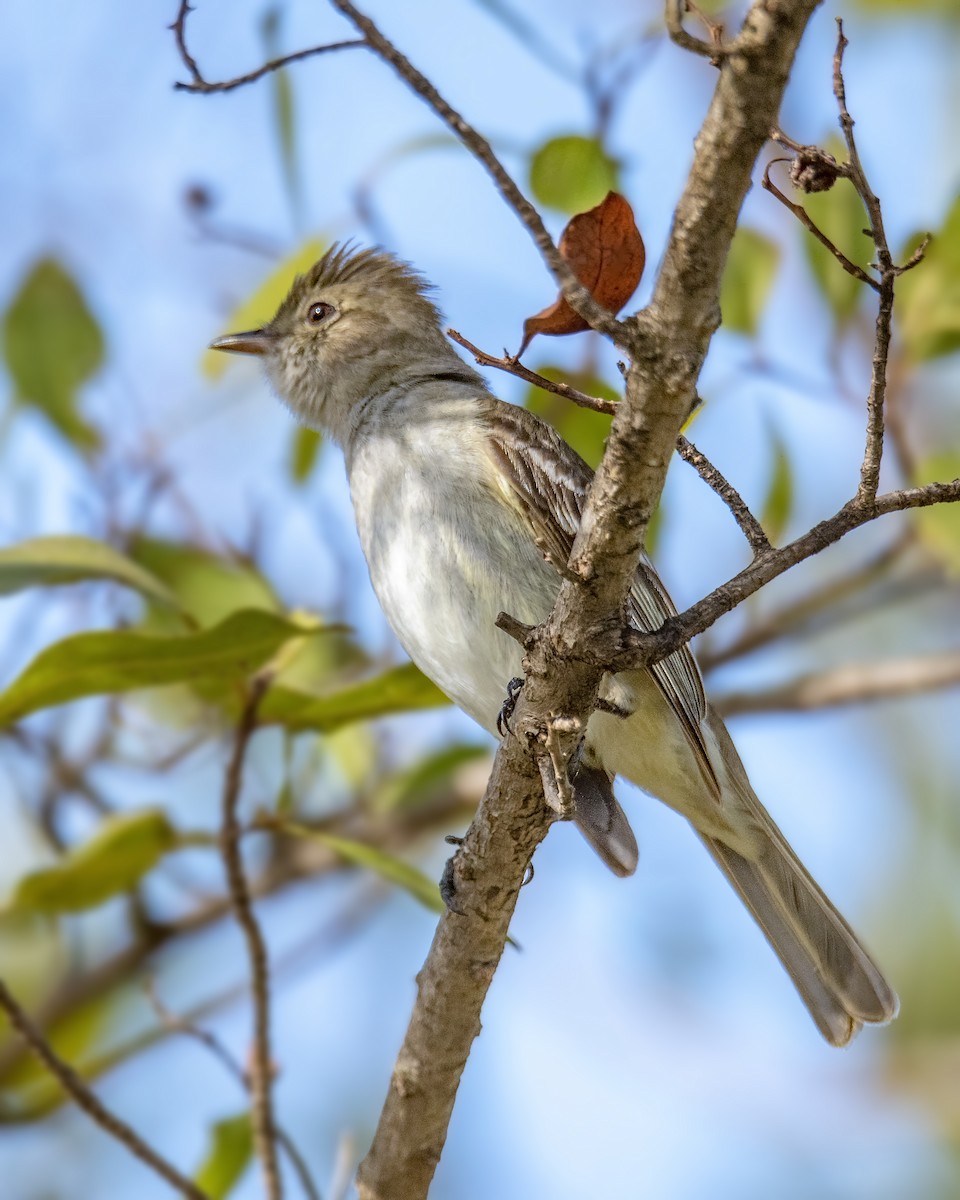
698,816,899,1046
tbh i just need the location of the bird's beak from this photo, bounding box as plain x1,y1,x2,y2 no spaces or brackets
209,328,274,356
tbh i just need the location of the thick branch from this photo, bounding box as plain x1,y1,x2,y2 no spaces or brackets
0,978,210,1200
356,3,823,1198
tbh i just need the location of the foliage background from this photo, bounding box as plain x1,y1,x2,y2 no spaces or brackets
1,1,959,1196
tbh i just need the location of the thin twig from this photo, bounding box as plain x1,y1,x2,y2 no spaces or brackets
715,649,960,716
675,436,771,555
447,329,617,415
146,983,323,1200
664,0,732,64
0,978,210,1200
220,672,283,1200
326,0,625,344
171,0,364,94
761,159,878,290
448,330,771,555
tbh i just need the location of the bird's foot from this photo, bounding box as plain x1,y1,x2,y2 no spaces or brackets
497,676,525,737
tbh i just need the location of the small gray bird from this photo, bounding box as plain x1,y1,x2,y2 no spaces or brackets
212,244,898,1045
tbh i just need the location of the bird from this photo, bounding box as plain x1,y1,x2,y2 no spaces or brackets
211,243,898,1046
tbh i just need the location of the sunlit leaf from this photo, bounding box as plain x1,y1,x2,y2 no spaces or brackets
0,536,183,613
0,609,322,726
195,1112,254,1199
911,453,960,573
6,810,178,915
130,539,279,629
897,194,960,363
375,744,488,813
760,434,794,545
529,136,619,214
290,425,323,483
720,226,780,336
2,258,103,449
203,238,325,379
800,140,873,325
260,662,449,733
278,823,444,912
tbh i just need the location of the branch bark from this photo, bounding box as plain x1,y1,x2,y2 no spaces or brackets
356,3,824,1197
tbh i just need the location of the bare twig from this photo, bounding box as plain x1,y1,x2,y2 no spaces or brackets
171,0,364,94
761,160,878,290
448,331,771,555
715,649,960,716
665,0,731,64
146,983,322,1200
447,329,618,415
325,0,624,344
675,436,771,554
0,978,210,1200
220,672,283,1200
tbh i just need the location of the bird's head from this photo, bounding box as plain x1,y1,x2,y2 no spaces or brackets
210,244,460,442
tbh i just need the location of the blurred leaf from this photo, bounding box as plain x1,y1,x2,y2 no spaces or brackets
912,453,960,573
203,238,325,379
720,226,780,336
261,7,301,229
260,662,449,734
853,0,960,13
195,1112,254,1199
897,194,960,362
375,743,488,813
6,809,178,915
801,141,873,325
524,368,616,467
130,538,279,628
279,823,443,912
2,258,103,449
0,536,183,613
529,136,619,214
0,609,323,725
290,425,323,483
760,435,794,545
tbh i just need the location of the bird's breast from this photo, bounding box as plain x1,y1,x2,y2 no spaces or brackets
346,415,559,733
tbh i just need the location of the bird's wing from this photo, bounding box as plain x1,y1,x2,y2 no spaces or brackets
485,401,718,796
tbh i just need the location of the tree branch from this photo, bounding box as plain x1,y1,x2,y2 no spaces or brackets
356,3,825,1197
0,978,210,1200
714,650,960,716
171,0,364,94
219,673,282,1200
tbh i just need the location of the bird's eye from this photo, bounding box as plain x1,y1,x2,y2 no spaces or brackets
307,302,335,324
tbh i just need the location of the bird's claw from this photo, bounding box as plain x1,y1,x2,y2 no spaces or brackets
497,676,525,737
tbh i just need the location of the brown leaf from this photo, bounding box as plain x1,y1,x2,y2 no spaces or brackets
517,192,645,357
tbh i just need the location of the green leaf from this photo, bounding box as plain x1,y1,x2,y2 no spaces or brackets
0,609,320,726
898,195,960,363
195,1113,254,1199
529,136,620,214
7,809,178,915
375,743,488,813
290,425,323,483
279,823,444,912
800,141,873,324
524,368,617,468
129,539,279,628
2,258,104,448
261,7,301,228
203,238,325,379
853,0,960,14
912,453,960,573
0,536,183,612
760,434,794,545
720,226,780,336
259,662,449,734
